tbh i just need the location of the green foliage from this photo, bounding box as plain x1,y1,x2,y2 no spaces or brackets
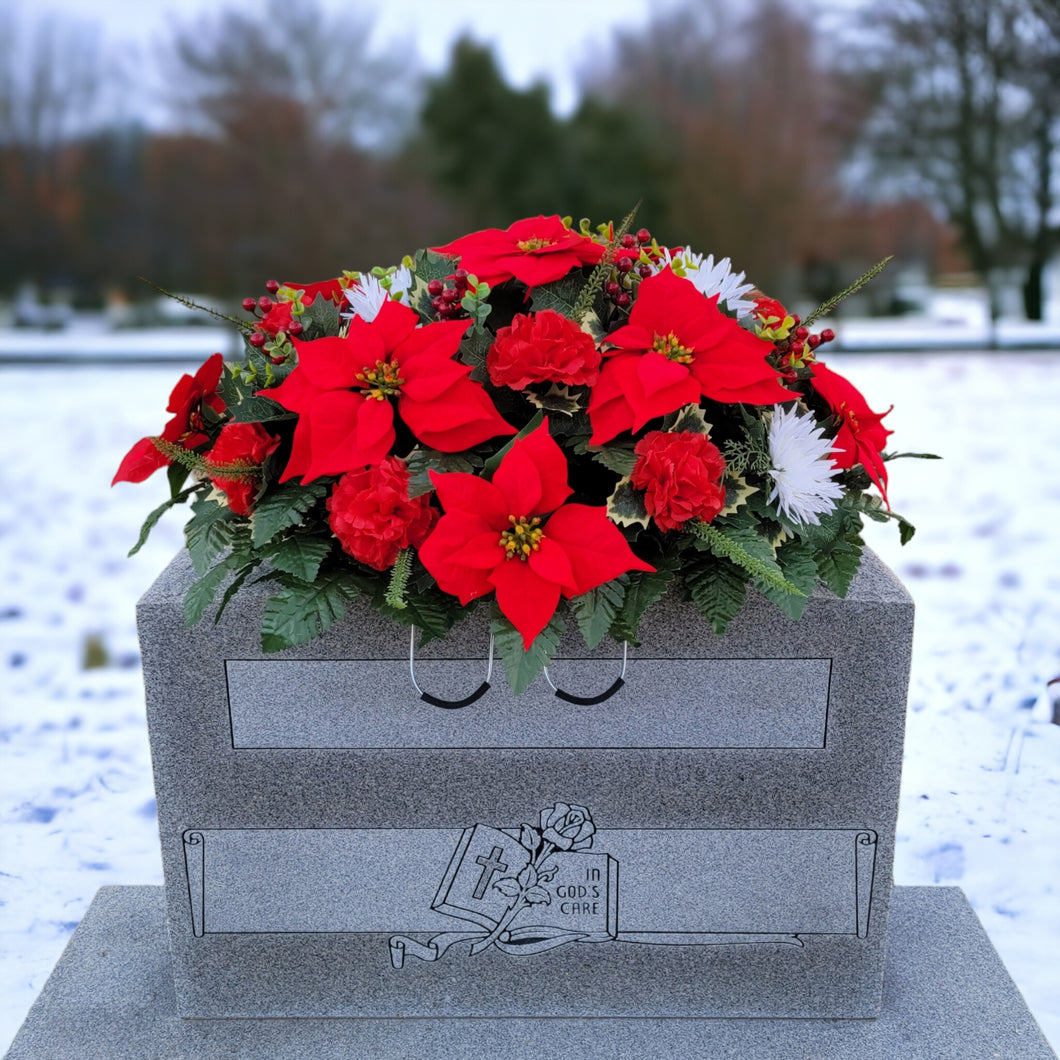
483,411,545,474
491,608,565,695
300,292,342,338
260,572,361,653
251,480,328,548
590,442,637,477
690,522,804,599
128,484,202,557
682,552,748,636
384,549,412,610
803,257,893,328
373,585,464,645
569,576,628,650
662,404,712,435
185,494,238,575
606,476,650,529
263,536,332,582
219,363,292,424
405,448,482,497
184,554,242,626
610,555,680,645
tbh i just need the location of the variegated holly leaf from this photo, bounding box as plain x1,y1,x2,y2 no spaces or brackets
719,473,758,516
607,476,650,529
525,383,584,416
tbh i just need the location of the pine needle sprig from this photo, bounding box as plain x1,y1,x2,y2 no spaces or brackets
689,522,804,597
137,276,254,332
149,437,261,480
384,549,412,610
571,200,641,321
802,256,893,328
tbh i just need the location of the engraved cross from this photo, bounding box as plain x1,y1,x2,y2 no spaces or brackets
472,845,509,900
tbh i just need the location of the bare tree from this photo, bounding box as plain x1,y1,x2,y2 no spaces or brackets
841,0,1060,319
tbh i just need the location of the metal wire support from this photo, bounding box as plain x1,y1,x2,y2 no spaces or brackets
409,625,494,709
543,641,629,705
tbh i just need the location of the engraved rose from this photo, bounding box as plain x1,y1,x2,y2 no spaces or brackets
539,803,595,851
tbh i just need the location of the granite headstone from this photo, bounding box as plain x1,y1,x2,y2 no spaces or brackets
136,546,913,1019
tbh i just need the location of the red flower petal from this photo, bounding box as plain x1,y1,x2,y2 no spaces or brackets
295,330,379,392
587,355,640,445
491,420,572,517
303,390,393,480
430,471,509,527
368,297,421,353
449,529,508,569
488,558,563,649
544,504,655,595
418,514,498,605
400,380,514,452
399,354,474,403
112,437,168,485
528,537,577,593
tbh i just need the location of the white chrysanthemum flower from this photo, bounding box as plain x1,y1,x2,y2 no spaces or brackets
766,405,845,526
653,247,757,317
344,264,413,322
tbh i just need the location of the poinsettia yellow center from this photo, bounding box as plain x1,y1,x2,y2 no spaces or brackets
517,237,554,252
356,359,404,400
653,331,694,364
499,514,544,561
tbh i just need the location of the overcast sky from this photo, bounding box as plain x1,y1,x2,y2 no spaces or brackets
29,0,698,116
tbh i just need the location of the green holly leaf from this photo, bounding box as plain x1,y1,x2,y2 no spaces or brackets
300,291,342,338
251,481,329,548
569,576,628,650
491,608,565,695
661,404,712,435
260,572,361,653
606,476,650,529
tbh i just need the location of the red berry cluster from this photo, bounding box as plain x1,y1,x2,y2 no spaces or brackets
428,269,471,320
774,317,836,374
604,228,656,310
243,280,303,364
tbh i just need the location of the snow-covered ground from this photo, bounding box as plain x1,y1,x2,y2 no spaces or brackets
1,352,1058,1053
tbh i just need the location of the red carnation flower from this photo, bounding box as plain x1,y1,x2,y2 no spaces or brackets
263,298,514,482
631,430,727,531
588,269,794,445
418,420,654,649
487,309,601,390
206,422,279,516
433,215,605,291
113,353,225,484
327,458,437,571
811,362,893,505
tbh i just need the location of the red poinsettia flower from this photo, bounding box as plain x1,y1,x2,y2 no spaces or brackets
432,215,605,291
810,362,893,504
264,298,514,482
112,353,225,484
587,269,795,445
418,420,654,649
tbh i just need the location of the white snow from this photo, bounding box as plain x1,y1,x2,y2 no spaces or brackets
1,352,1058,1052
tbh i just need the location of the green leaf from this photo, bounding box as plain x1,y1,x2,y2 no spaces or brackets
569,576,628,650
768,540,819,619
589,443,637,477
491,608,565,695
690,522,804,599
251,480,328,548
610,556,680,645
300,291,342,338
260,572,361,653
661,404,712,435
408,249,458,318
185,495,238,575
606,476,650,529
128,484,201,557
405,447,481,498
373,587,462,645
814,534,864,597
213,560,261,625
167,461,191,498
184,555,242,626
483,410,545,475
682,552,747,635
525,383,584,416
531,274,604,340
264,537,332,582
882,451,942,462
218,364,293,423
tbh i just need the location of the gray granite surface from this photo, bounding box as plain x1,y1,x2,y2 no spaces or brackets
4,885,1056,1060
136,548,914,1018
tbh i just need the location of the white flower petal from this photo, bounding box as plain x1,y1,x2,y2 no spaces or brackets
652,247,757,317
766,405,844,526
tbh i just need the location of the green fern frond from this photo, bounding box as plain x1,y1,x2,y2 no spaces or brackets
803,257,893,328
690,522,804,597
137,276,253,331
384,549,412,610
571,200,641,320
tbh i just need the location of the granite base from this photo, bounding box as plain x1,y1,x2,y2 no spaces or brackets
4,885,1056,1059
